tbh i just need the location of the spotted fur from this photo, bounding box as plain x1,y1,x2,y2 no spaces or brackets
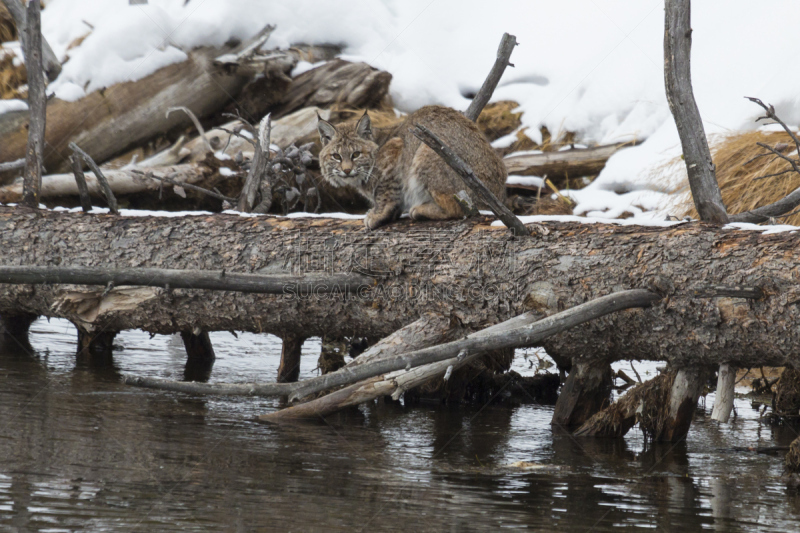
318,106,506,230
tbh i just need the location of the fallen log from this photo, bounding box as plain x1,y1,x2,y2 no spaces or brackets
0,163,212,204
273,59,393,118
0,208,798,372
282,290,656,405
259,289,658,422
0,46,258,177
503,143,631,179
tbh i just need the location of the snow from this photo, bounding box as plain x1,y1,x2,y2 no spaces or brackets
491,214,685,229
723,222,799,235
0,99,28,115
3,1,799,219
291,60,327,77
506,175,544,188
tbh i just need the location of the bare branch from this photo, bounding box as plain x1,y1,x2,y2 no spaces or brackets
0,159,25,173
166,106,212,153
0,265,374,296
129,169,237,203
746,96,800,156
68,142,119,214
729,185,800,224
465,33,517,121
69,154,93,213
412,124,530,236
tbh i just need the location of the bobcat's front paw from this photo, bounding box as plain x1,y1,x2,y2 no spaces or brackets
364,210,384,231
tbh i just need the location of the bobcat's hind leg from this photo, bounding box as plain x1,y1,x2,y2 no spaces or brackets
410,192,463,221
365,201,402,230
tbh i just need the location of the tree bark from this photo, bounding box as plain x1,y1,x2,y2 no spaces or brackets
0,209,798,371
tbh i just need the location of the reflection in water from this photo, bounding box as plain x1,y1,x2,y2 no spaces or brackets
0,318,798,531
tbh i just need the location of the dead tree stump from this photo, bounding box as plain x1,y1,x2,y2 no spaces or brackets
277,335,305,383
76,328,117,368
180,330,216,382
551,359,613,429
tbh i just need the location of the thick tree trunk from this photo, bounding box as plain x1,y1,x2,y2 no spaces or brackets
0,208,798,370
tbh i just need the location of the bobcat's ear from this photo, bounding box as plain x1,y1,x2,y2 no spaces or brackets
356,111,373,141
317,115,337,146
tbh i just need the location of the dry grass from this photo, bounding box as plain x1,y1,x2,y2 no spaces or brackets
0,4,16,44
680,131,800,225
0,52,26,100
477,100,522,140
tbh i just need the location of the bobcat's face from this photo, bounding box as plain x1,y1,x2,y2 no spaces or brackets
318,113,378,189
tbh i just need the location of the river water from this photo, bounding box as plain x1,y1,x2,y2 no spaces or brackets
1,318,798,532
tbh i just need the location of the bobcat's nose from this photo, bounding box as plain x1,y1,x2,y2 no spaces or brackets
341,162,354,175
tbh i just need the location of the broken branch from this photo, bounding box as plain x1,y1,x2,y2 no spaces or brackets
465,32,517,122
412,124,530,236
0,265,374,296
68,142,119,214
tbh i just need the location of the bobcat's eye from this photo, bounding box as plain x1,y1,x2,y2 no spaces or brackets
332,153,342,162
352,151,361,159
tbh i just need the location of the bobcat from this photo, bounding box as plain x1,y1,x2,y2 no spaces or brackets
317,105,507,230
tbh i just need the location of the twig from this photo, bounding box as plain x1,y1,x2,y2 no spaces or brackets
1,0,62,81
753,168,795,181
166,106,212,153
746,96,800,156
630,362,643,383
753,142,800,176
218,127,256,148
20,0,46,208
129,169,236,203
237,113,271,213
411,124,530,236
69,154,93,212
465,33,517,122
68,142,119,214
729,184,800,223
221,112,258,137
0,158,25,173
